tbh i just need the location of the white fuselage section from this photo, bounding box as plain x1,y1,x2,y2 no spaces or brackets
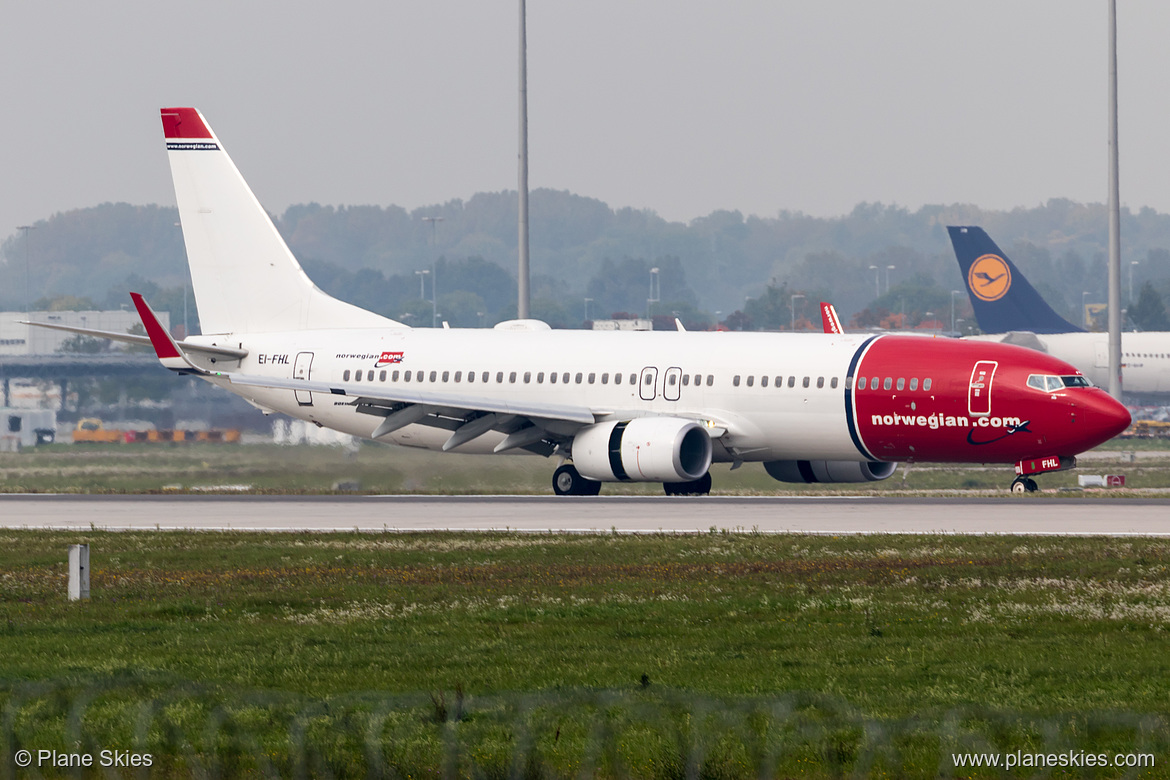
188,328,871,462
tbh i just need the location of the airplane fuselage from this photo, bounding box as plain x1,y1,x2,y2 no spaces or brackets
186,327,1127,467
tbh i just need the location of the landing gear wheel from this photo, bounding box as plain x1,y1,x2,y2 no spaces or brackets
663,472,712,496
553,464,601,496
1011,477,1039,494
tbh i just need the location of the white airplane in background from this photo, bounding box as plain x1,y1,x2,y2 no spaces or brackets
949,226,1170,401
29,109,1131,494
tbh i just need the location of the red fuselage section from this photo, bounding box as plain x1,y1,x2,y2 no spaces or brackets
848,336,1130,463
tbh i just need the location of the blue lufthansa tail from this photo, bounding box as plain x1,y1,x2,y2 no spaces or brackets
947,226,1083,334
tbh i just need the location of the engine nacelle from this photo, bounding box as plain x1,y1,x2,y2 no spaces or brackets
764,460,897,484
572,417,713,483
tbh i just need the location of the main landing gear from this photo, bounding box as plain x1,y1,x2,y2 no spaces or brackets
552,464,602,496
1010,476,1039,494
664,472,712,496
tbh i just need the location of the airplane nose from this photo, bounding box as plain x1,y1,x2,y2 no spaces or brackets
1074,391,1131,449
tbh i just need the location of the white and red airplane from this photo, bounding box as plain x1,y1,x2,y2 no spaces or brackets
33,108,1132,494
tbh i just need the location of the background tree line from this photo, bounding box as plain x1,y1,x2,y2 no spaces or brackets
4,194,1170,333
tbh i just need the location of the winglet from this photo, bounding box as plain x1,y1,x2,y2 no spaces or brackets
130,292,202,372
820,302,844,334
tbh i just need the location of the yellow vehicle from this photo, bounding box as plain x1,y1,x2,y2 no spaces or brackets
72,418,123,444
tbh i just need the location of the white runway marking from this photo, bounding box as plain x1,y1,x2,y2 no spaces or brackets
0,495,1167,535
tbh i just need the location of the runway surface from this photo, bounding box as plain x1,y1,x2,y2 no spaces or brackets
1,494,1168,535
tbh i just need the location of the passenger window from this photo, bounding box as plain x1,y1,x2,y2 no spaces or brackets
614,373,622,385
380,370,387,381
343,370,351,381
643,374,652,386
549,372,556,384
441,371,449,382
537,372,544,383
589,373,596,384
454,371,461,382
669,374,677,386
802,376,810,388
354,371,362,382
682,374,689,386
496,372,503,383
696,374,703,386
392,370,400,381
817,377,825,389
733,375,741,387
630,373,637,385
857,377,865,390
576,372,583,384
602,373,609,384
923,378,932,391
524,372,531,383
746,376,754,387
562,372,570,384
429,371,437,382
466,371,474,383
761,376,768,388
509,371,517,383
367,371,374,381
896,377,905,391
883,377,892,391
706,375,714,386
831,377,839,389
775,376,782,388
788,376,795,388
909,378,918,391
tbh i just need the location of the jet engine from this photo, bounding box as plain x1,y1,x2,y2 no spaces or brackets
572,418,713,483
764,460,897,484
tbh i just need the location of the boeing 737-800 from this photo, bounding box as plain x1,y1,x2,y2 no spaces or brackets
950,226,1170,401
31,109,1131,494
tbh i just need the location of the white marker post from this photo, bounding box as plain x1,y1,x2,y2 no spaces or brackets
68,544,90,601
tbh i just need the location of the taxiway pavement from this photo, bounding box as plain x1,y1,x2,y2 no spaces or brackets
0,495,1167,535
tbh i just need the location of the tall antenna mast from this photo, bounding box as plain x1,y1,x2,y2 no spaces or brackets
517,0,531,319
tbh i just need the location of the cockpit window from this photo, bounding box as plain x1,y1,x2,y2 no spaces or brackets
1028,373,1092,392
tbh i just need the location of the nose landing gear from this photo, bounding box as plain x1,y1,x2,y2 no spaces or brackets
1010,476,1039,493
1010,455,1075,494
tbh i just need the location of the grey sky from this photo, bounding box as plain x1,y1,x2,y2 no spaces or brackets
3,1,1169,255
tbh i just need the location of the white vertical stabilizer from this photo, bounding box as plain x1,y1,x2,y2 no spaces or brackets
161,107,403,335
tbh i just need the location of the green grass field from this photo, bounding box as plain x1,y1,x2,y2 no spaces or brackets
3,531,1169,777
3,441,1170,494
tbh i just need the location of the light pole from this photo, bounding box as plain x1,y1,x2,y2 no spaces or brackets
1129,260,1139,301
790,294,805,331
868,265,879,298
885,265,896,294
584,297,593,323
648,267,660,319
951,290,963,333
17,225,34,310
415,269,430,300
421,216,444,327
1082,291,1091,328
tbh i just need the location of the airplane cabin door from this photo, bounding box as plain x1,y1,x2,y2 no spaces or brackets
968,360,997,417
639,367,658,401
663,367,682,401
293,351,314,406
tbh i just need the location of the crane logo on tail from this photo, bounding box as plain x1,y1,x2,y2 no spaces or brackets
967,254,1012,302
